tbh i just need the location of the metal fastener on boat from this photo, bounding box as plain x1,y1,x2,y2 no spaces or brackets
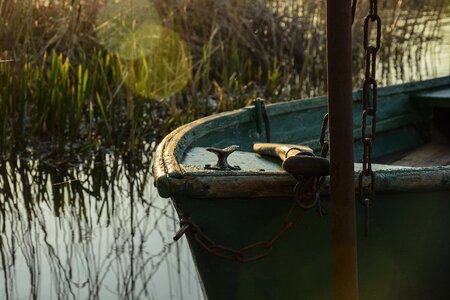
205,145,241,170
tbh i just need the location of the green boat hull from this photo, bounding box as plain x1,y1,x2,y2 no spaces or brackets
182,192,450,299
153,76,450,299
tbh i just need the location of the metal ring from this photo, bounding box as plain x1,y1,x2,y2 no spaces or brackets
293,180,318,210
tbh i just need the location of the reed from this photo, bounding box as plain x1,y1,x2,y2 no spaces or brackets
0,156,204,299
0,0,447,161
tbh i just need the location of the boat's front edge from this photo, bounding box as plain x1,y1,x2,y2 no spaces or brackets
155,152,450,199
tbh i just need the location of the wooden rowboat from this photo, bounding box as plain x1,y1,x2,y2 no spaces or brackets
153,76,450,299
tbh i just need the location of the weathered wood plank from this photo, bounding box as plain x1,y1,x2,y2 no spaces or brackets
392,144,450,167
168,164,450,199
153,76,450,199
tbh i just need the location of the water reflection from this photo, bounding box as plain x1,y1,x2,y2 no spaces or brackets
295,1,449,97
0,156,203,299
377,5,450,85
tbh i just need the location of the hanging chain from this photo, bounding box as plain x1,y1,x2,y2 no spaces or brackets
359,0,381,237
319,114,329,158
175,163,326,263
315,113,329,216
174,202,306,263
171,2,364,262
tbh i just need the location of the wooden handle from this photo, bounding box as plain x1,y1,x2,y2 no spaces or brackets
254,143,329,177
282,156,330,177
253,143,314,161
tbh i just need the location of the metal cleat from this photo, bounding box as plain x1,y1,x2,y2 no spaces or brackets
205,145,241,170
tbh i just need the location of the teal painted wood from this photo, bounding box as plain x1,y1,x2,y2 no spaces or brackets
153,76,450,198
180,191,450,300
415,87,450,100
414,87,450,107
152,77,450,300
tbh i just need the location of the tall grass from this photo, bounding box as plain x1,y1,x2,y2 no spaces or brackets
0,0,448,162
0,49,169,160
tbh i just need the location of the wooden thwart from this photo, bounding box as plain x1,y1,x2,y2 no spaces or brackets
392,144,450,167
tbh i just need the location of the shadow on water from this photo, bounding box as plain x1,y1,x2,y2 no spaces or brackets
0,155,204,300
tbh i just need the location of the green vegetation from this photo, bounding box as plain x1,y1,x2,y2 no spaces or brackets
0,0,447,162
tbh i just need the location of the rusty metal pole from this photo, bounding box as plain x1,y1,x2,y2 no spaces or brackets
326,0,359,299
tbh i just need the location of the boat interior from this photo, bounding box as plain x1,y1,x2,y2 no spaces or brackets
388,118,450,167
383,89,450,167
179,78,450,174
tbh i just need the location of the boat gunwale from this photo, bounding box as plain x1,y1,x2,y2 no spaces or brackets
153,76,450,198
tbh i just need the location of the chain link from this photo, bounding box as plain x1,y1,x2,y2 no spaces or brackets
319,113,329,158
171,2,365,261
176,202,306,263
172,103,330,263
315,113,330,216
359,0,381,237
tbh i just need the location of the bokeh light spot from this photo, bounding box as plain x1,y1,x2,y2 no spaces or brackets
120,25,192,100
96,0,161,60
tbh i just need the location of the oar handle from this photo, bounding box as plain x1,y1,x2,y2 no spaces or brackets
253,142,329,177
283,156,329,177
253,143,314,161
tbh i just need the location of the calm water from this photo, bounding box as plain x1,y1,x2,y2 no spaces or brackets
0,158,204,299
1,4,450,300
